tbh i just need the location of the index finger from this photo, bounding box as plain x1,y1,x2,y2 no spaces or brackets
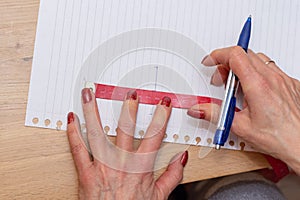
202,46,260,93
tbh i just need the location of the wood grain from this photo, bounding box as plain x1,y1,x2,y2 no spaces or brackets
0,0,269,199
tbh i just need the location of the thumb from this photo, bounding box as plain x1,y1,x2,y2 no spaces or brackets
187,103,220,124
155,151,188,198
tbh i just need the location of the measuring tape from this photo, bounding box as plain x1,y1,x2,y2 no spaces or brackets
87,83,222,109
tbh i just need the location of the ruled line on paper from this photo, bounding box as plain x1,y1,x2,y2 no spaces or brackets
26,0,300,151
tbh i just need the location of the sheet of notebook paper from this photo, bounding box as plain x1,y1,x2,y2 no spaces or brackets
26,0,300,151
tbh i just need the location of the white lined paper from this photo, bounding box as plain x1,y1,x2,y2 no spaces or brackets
26,0,300,151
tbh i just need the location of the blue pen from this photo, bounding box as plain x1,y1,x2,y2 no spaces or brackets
213,16,251,150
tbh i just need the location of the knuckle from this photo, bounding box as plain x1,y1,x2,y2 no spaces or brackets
247,49,254,54
230,46,245,58
118,120,135,133
210,49,223,62
228,46,247,66
148,121,164,136
256,52,266,57
210,49,220,57
88,127,100,137
170,170,183,182
232,123,251,140
258,76,271,93
71,143,83,155
274,73,285,83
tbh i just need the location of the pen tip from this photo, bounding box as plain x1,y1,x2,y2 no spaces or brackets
247,15,252,22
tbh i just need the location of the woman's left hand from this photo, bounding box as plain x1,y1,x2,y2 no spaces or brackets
67,88,188,200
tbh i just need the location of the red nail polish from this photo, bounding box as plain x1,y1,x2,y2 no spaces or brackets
126,89,137,100
67,112,74,124
187,110,205,119
180,151,188,167
161,96,171,107
82,88,92,104
198,110,205,119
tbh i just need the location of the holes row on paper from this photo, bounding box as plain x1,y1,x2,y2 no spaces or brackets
31,118,247,150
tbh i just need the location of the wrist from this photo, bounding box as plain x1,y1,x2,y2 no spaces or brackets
280,139,300,175
276,124,300,175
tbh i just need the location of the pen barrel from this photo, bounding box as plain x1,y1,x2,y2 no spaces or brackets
216,71,236,129
213,96,236,146
213,16,251,149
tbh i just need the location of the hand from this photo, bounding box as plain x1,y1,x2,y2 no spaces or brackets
188,46,300,174
67,88,188,200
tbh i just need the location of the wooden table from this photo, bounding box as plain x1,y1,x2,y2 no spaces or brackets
0,0,269,199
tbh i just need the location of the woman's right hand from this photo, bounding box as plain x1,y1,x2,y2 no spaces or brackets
188,46,300,175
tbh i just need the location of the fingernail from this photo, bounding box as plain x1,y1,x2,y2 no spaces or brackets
210,72,219,85
161,96,171,107
67,112,74,124
210,70,218,85
201,55,209,64
210,70,223,86
187,109,205,119
82,88,92,104
126,89,137,100
201,55,215,66
180,151,189,167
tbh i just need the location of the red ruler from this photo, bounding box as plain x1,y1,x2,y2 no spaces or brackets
94,83,222,109
94,83,290,181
